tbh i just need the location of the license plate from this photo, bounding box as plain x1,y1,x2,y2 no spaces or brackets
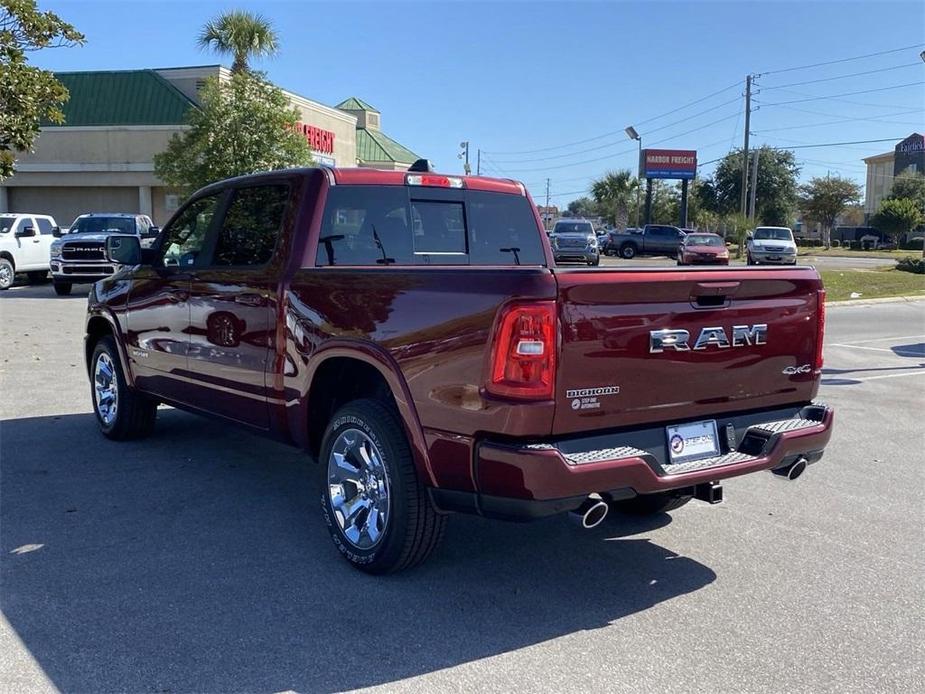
666,420,720,464
768,255,781,261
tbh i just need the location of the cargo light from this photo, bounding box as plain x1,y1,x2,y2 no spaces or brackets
814,289,826,372
406,174,465,189
487,302,557,400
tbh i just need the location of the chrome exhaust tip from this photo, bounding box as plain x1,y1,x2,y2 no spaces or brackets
569,497,610,529
772,457,808,481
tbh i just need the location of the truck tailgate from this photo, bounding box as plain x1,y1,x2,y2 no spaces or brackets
553,267,823,435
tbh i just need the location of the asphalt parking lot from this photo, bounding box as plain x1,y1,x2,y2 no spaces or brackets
596,252,896,270
1,285,923,693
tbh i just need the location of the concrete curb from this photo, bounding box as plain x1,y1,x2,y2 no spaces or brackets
827,295,925,307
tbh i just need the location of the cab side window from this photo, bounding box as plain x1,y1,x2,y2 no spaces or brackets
36,218,54,235
211,185,289,267
159,194,221,268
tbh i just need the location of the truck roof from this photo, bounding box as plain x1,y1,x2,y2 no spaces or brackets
331,168,526,195
194,166,527,197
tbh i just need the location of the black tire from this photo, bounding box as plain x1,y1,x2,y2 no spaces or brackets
620,243,637,259
320,398,446,574
27,270,49,284
677,259,684,266
588,257,600,266
0,258,13,290
53,282,72,296
610,492,692,516
90,335,157,440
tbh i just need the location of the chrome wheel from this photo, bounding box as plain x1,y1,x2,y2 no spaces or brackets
327,428,391,550
0,263,13,289
93,352,119,426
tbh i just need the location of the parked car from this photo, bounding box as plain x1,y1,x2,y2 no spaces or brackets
747,226,797,265
677,233,730,266
609,224,686,259
50,213,159,295
549,219,600,265
0,213,62,290
85,166,833,574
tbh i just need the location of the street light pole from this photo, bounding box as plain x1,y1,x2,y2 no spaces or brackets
458,141,471,175
625,126,642,229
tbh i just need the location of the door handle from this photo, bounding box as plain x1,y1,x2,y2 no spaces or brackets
234,293,264,307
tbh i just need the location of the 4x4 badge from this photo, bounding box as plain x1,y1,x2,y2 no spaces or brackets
782,364,811,375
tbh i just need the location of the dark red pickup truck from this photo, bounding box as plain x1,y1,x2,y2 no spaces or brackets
85,166,833,573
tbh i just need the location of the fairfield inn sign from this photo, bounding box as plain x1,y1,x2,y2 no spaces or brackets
296,122,335,154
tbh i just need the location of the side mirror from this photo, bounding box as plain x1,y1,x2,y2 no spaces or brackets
16,225,36,238
52,226,64,237
105,234,142,266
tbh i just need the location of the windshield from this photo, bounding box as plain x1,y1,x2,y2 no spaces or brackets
685,234,724,247
70,217,136,234
754,227,793,241
0,217,15,234
554,222,593,235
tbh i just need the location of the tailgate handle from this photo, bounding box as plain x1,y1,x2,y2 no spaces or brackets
691,281,739,308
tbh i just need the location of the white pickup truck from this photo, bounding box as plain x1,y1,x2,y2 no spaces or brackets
0,213,62,290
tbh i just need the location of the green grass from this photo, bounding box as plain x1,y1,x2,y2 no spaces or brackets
821,267,925,302
799,247,920,260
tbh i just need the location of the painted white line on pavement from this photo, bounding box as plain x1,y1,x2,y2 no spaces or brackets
840,334,925,345
853,370,925,382
830,343,925,356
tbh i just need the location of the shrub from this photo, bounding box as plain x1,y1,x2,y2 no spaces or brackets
899,237,925,251
896,257,925,274
832,239,840,248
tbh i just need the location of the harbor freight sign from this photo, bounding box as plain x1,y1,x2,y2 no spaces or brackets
640,149,697,179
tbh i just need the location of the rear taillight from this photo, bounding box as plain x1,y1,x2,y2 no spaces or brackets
488,302,557,400
815,288,826,372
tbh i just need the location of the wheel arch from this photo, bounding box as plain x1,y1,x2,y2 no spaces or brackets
85,310,135,387
0,251,14,268
298,345,435,487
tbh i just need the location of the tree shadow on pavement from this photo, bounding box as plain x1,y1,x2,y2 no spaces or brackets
1,411,715,693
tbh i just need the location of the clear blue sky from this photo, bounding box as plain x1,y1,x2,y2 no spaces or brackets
34,1,925,206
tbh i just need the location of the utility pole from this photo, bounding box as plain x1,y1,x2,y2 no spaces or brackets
545,178,551,230
739,75,752,216
748,149,760,220
458,141,471,175
476,148,481,175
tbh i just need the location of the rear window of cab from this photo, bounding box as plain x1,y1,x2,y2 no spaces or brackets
316,187,546,267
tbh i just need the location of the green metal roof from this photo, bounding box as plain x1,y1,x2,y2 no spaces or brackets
44,70,196,126
356,128,419,164
336,96,379,112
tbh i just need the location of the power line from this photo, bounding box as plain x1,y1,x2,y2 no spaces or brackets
759,43,925,76
754,112,924,133
774,104,924,122
761,62,924,90
481,80,740,156
772,137,908,150
762,81,925,106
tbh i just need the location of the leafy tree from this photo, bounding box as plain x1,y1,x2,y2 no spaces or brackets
699,146,800,225
886,170,925,212
0,0,83,179
566,196,598,218
649,179,679,225
799,175,862,248
591,170,638,228
198,10,278,74
872,198,924,240
721,212,751,258
154,71,313,196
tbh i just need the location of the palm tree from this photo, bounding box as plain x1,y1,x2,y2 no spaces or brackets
198,10,279,74
591,170,639,229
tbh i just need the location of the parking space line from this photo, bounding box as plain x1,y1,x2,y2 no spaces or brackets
853,370,925,382
840,334,925,345
830,343,925,356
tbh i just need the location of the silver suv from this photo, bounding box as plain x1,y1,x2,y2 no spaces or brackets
550,219,600,266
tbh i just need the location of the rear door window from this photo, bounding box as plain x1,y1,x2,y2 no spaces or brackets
211,185,289,267
316,186,545,267
468,192,545,265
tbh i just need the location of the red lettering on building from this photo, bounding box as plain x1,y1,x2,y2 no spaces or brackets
295,121,335,154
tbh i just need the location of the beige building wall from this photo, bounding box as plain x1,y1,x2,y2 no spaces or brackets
0,65,360,225
864,152,894,216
